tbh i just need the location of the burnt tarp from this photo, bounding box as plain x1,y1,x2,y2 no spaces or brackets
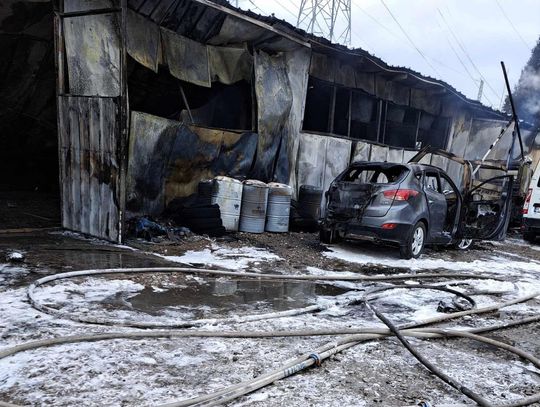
160,27,211,87
284,47,311,198
207,44,252,84
252,50,293,182
127,111,257,216
126,8,159,72
63,13,121,96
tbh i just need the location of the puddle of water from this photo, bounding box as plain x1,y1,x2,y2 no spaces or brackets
127,278,348,318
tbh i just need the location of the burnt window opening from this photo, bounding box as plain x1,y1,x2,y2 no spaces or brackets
417,114,450,150
383,104,419,148
302,76,451,150
303,77,380,141
303,78,332,133
333,87,351,136
342,165,408,184
127,57,253,131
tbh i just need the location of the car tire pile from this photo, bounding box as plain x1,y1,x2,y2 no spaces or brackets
172,204,226,237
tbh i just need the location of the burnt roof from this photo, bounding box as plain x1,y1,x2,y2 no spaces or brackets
129,0,508,119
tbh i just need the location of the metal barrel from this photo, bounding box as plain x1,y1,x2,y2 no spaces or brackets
197,179,213,205
265,182,292,233
211,176,243,231
298,185,322,221
239,180,269,233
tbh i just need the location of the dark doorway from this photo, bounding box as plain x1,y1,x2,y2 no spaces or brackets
0,2,60,230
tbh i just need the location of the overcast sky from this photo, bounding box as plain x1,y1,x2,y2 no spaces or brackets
237,0,540,109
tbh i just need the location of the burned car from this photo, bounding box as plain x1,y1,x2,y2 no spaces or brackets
320,149,513,259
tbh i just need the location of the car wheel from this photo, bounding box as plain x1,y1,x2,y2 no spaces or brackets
400,221,426,259
523,232,536,243
454,238,473,250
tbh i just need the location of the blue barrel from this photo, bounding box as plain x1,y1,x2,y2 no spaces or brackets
265,183,292,233
239,180,268,233
211,176,243,231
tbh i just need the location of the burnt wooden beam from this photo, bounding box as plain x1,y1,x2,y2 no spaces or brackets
56,8,121,18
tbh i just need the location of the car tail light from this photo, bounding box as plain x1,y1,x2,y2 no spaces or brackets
523,188,532,214
382,189,419,202
381,223,397,229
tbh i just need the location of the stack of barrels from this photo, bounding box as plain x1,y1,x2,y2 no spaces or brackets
209,177,296,234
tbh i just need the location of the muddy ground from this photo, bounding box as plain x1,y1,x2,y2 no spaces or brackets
1,229,540,406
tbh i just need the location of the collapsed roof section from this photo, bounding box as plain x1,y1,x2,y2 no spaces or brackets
128,0,507,121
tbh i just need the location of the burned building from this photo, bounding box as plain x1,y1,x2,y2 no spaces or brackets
1,0,537,242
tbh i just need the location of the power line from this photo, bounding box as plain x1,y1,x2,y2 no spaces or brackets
434,19,495,106
349,0,469,79
378,0,442,79
437,8,502,102
273,0,299,20
494,0,532,51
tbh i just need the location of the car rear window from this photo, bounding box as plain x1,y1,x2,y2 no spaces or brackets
342,165,408,184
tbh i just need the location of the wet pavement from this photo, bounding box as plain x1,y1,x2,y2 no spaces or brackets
1,228,540,406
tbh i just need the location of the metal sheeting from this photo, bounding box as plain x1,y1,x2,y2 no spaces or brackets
283,47,311,198
296,133,351,214
58,96,121,242
351,141,371,162
126,8,160,72
207,14,274,46
63,14,121,96
127,111,258,216
160,27,211,87
127,112,178,216
207,45,252,84
370,144,389,162
252,50,293,182
464,119,514,161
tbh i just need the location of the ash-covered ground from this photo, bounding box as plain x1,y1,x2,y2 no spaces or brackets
1,229,540,406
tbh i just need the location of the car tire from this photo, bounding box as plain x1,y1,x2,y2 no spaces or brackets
400,221,426,259
523,232,536,243
453,238,473,250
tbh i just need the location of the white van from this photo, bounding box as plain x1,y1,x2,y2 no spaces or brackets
522,162,540,241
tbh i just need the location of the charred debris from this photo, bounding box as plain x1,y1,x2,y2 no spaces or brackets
1,0,538,241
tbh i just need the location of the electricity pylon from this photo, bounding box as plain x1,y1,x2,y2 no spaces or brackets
296,0,352,46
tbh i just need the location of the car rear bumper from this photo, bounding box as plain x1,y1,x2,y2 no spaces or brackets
331,216,414,245
523,217,540,233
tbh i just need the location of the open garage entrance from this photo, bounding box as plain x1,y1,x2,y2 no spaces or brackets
0,1,60,230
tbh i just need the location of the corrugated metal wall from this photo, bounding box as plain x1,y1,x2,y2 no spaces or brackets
58,96,122,241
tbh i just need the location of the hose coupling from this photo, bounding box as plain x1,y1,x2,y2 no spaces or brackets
308,353,322,367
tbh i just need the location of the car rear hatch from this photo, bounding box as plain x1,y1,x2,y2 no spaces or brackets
326,163,409,220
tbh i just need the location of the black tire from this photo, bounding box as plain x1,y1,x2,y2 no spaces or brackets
400,221,426,259
199,226,226,237
524,232,536,243
187,217,223,230
181,206,221,219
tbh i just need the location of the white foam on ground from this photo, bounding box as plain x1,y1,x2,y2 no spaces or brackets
323,243,540,275
159,244,281,270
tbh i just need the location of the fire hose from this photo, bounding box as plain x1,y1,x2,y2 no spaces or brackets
0,267,538,406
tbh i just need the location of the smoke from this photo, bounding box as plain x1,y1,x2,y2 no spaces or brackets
518,66,540,118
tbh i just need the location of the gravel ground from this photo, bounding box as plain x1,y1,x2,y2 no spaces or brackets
1,229,540,406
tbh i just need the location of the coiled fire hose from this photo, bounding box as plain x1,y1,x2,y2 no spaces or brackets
0,266,538,406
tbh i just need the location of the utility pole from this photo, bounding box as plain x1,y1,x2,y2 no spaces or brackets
297,0,352,46
477,79,484,102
